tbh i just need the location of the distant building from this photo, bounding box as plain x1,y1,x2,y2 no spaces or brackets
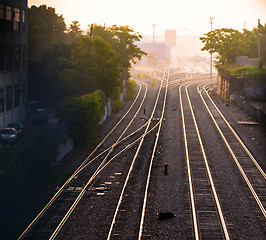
0,0,27,128
137,42,166,65
137,42,166,58
165,30,176,47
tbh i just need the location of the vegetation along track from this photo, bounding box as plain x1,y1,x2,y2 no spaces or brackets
19,68,170,239
19,71,265,239
19,78,150,239
57,68,169,239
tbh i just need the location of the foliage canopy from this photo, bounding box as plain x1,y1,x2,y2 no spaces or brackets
57,90,106,146
200,24,266,68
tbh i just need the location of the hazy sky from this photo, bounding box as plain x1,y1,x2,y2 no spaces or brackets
28,0,266,36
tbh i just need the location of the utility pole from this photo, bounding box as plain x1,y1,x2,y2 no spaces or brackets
152,24,156,66
258,19,261,59
90,24,94,38
210,17,214,80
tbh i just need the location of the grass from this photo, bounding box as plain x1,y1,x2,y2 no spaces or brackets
135,72,150,78
222,64,266,79
151,80,157,86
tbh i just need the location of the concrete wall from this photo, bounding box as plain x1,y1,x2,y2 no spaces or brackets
235,56,259,67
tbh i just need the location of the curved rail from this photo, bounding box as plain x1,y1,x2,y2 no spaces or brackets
106,68,169,240
198,84,266,219
180,83,230,240
138,69,170,240
19,81,147,239
203,84,266,179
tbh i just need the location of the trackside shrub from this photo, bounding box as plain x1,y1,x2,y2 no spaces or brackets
135,72,150,78
57,90,106,146
111,100,122,113
151,80,157,86
125,79,136,100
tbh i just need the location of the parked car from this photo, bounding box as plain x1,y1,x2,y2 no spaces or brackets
26,101,40,117
0,128,18,144
7,122,25,137
32,109,48,124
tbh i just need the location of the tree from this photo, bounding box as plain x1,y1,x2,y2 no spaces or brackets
200,28,246,66
57,90,106,145
66,21,83,44
200,24,266,67
64,36,121,98
28,5,66,59
91,25,146,75
40,42,74,104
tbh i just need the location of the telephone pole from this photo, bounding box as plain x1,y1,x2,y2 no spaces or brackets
210,17,214,80
258,19,261,60
152,24,156,66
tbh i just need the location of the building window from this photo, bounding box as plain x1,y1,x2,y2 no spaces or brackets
14,84,20,107
0,46,4,72
6,46,13,72
14,46,20,71
6,86,13,111
6,6,12,30
22,9,25,32
22,46,26,70
0,4,4,31
14,8,20,31
0,88,4,113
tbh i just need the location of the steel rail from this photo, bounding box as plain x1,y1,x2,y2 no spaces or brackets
186,84,230,240
81,79,148,195
50,71,166,240
49,79,155,239
138,69,169,240
198,85,266,219
179,83,199,240
106,68,168,240
203,84,266,180
19,81,145,239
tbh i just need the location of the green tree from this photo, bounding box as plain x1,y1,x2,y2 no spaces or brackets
64,36,121,98
91,25,146,76
40,42,74,104
200,28,246,66
66,20,83,44
57,90,106,145
28,5,66,59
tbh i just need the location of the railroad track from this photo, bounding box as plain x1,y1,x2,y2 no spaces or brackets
19,69,169,239
19,78,151,239
106,69,169,240
50,68,170,240
179,83,230,240
198,84,266,219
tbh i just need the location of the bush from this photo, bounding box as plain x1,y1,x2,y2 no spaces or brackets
111,100,122,113
125,79,136,100
151,80,157,86
57,90,106,146
17,127,58,190
222,64,266,79
135,72,150,78
0,145,16,171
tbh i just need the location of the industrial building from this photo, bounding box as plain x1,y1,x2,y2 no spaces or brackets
0,0,27,128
